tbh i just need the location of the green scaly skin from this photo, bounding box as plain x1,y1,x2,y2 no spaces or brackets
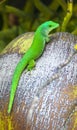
8,21,59,114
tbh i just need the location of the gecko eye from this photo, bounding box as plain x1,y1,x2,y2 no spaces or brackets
49,24,52,27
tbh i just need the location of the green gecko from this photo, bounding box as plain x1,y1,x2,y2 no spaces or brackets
8,21,59,114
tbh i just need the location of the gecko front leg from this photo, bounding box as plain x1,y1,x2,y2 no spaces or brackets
45,36,50,43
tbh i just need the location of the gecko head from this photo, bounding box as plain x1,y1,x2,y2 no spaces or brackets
40,21,59,35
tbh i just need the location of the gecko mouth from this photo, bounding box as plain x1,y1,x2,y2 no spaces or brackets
49,23,59,34
52,23,59,30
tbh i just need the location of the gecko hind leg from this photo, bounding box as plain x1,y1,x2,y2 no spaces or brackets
27,59,36,71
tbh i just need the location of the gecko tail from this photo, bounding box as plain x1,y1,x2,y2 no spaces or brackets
7,57,29,114
8,106,11,114
8,68,26,114
8,82,18,114
8,98,13,114
7,71,23,114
